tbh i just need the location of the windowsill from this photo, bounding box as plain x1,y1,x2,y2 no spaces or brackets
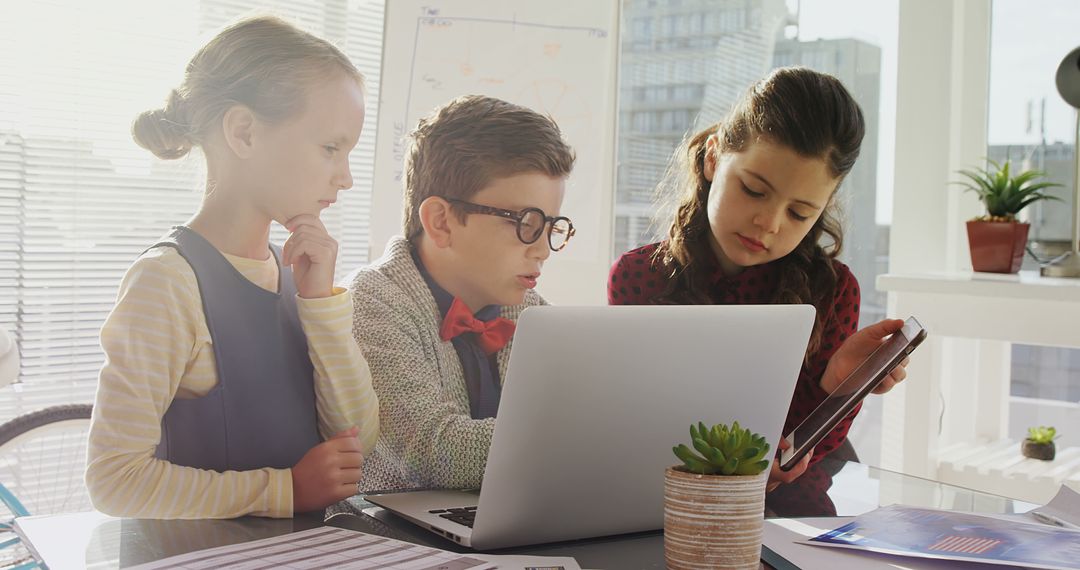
876,271,1080,348
878,271,1080,303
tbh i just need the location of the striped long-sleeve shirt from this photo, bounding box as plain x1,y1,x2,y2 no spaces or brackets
85,245,379,519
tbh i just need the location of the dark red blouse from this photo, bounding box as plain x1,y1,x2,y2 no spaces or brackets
608,242,862,466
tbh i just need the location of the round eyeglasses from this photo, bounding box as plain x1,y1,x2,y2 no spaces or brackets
445,198,576,251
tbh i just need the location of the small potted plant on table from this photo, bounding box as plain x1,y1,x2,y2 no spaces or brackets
664,421,771,570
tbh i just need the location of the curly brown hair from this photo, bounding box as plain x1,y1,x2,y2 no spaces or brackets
653,67,865,357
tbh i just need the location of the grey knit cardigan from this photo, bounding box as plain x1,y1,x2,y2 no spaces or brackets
347,237,546,492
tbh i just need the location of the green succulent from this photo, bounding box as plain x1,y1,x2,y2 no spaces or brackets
955,159,1062,222
1027,426,1058,445
672,421,770,476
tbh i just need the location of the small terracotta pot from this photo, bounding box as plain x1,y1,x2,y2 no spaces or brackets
1022,439,1056,461
663,466,768,570
966,221,1029,273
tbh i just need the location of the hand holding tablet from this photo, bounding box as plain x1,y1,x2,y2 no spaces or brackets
779,317,927,472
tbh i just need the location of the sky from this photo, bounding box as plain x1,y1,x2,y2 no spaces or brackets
793,0,1078,224
986,0,1079,146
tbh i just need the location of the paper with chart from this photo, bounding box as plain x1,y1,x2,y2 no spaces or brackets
802,504,1080,569
373,1,617,261
764,517,1015,570
126,526,497,570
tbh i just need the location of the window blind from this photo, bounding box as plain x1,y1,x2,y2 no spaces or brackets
0,0,385,424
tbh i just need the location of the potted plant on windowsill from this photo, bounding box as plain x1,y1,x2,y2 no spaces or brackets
1022,426,1058,461
664,421,771,570
956,159,1061,274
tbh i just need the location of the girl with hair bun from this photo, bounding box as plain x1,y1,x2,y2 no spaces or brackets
86,15,379,519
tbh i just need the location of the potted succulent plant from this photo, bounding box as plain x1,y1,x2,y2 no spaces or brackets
1022,426,1059,461
664,421,771,570
956,159,1061,273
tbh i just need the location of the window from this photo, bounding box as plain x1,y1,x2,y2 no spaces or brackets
615,0,899,465
632,16,653,39
616,0,898,323
987,0,1080,449
0,0,385,424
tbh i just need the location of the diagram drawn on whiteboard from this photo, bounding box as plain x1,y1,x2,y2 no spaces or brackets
402,13,607,143
376,4,614,260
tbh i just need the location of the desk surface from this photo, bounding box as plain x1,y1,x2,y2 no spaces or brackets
20,458,1036,570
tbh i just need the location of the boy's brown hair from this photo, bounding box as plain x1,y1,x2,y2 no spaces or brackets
402,95,576,241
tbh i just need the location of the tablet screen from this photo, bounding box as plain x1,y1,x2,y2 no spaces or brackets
786,318,925,465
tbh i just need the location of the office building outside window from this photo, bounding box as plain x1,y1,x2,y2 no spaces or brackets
987,0,1080,448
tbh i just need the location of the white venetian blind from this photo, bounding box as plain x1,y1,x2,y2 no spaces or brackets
0,0,385,424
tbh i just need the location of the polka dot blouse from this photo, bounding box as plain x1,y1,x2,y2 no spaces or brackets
608,241,862,467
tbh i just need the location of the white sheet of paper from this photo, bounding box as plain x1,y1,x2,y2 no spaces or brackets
13,511,116,570
1030,485,1080,529
127,526,497,570
471,553,582,570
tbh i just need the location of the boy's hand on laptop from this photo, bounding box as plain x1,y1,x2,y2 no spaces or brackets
291,426,364,513
820,318,909,395
283,214,338,299
767,438,810,491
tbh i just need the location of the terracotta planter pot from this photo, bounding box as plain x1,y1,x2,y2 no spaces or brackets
663,466,768,570
966,221,1029,273
1022,439,1056,461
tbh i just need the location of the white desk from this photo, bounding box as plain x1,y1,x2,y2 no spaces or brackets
12,460,1035,570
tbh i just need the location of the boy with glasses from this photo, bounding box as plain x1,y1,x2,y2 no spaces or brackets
348,95,576,491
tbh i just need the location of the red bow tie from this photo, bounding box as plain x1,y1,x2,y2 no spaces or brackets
439,297,516,355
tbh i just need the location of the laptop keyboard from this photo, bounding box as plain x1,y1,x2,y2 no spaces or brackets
428,506,477,528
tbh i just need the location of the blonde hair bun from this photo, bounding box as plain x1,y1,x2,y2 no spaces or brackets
132,90,192,160
130,16,362,161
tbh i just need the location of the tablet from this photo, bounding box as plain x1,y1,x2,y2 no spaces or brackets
779,317,927,471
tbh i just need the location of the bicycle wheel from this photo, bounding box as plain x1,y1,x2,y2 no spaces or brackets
0,404,92,569
0,404,94,517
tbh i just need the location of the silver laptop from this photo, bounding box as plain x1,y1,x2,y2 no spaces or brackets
365,304,814,550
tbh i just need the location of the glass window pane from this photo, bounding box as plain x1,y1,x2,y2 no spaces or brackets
988,0,1080,448
615,0,897,324
0,1,383,424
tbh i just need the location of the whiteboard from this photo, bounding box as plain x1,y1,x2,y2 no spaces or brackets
370,0,619,304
